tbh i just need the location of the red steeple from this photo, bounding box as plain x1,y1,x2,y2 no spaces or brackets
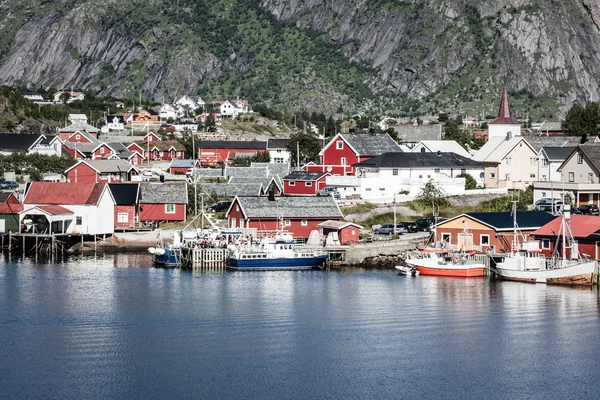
490,86,518,125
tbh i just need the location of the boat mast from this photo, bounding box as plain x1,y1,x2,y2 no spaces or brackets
511,200,518,253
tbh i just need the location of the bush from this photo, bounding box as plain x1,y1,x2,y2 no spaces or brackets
457,173,477,190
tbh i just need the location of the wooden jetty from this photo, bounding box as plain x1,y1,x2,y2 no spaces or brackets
180,246,228,270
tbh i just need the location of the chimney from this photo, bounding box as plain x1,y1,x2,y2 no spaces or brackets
506,131,512,141
437,150,441,156
268,189,275,201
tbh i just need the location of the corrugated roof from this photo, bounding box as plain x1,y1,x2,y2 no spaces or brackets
169,159,196,169
317,220,363,230
36,205,74,215
524,136,580,152
533,215,600,238
140,182,188,204
353,152,483,169
283,171,328,181
267,138,289,149
579,144,600,172
234,196,342,219
108,183,140,205
391,125,442,143
341,133,403,156
82,159,137,173
225,166,269,178
0,203,24,214
24,182,106,205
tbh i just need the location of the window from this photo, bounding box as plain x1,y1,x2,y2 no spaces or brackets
490,173,496,179
100,147,105,154
76,217,82,225
569,172,575,182
379,188,385,191
341,157,346,165
365,188,372,191
117,213,129,223
505,157,512,165
480,234,490,246
284,220,291,226
461,168,466,175
274,158,284,163
441,233,451,244
529,157,536,165
542,175,547,181
434,168,440,173
577,153,583,164
505,174,510,181
589,173,594,182
529,174,536,178
75,134,80,140
289,181,295,186
336,140,344,150
165,204,175,214
542,158,549,167
276,149,281,153
231,218,236,228
542,239,550,250
419,175,423,179
301,220,307,226
392,169,398,176
305,181,312,187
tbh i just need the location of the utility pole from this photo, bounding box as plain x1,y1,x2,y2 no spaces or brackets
296,141,300,171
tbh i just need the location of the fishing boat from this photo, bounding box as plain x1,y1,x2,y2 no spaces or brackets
148,231,181,268
227,231,327,271
405,219,485,277
395,265,419,276
493,205,595,285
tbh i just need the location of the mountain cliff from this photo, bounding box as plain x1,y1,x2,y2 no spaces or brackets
1,0,600,116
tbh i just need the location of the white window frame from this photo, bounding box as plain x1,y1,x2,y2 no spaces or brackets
392,169,398,176
117,212,129,223
505,174,510,181
301,220,307,226
505,157,512,165
336,140,344,150
441,233,451,244
284,220,291,226
542,239,550,250
529,157,536,165
305,181,313,187
480,234,490,246
577,153,583,164
165,204,176,214
76,216,82,225
569,172,574,182
289,181,296,186
341,157,346,165
100,147,105,154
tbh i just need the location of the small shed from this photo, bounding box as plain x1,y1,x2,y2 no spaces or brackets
20,205,74,234
0,192,24,233
317,220,363,245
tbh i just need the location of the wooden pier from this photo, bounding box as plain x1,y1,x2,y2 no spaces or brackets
180,247,228,270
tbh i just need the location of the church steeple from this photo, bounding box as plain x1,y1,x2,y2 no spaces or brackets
490,86,519,125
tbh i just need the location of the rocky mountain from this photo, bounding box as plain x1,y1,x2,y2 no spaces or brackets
1,0,600,116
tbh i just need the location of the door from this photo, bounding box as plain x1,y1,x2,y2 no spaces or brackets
0,219,5,233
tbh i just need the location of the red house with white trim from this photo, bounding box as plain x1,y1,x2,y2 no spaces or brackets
140,182,188,225
65,160,140,183
532,215,600,260
318,220,363,245
305,133,402,176
282,171,329,195
199,140,267,166
226,195,343,239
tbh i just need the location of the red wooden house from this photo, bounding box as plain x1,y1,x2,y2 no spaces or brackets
226,195,343,239
134,140,185,161
0,192,24,232
61,130,98,143
169,159,199,175
199,140,267,166
65,160,140,184
108,183,141,230
282,171,329,195
305,133,402,176
318,220,363,245
143,132,162,142
532,215,600,260
140,182,188,225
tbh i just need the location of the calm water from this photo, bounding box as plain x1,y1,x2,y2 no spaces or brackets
1,253,599,399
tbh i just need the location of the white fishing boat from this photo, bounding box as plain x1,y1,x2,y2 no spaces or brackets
493,204,596,286
395,265,419,276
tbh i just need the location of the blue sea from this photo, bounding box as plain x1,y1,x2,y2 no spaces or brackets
1,253,599,399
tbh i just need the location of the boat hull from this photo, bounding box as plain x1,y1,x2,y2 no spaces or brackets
152,249,180,268
227,255,327,270
414,265,485,277
494,262,595,286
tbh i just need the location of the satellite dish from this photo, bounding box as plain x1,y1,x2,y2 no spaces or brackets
327,166,333,173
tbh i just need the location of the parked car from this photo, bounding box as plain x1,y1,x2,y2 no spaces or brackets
316,187,340,198
577,204,600,215
373,224,395,235
0,181,18,190
208,201,232,213
398,221,418,233
535,198,561,206
536,201,563,213
415,218,435,231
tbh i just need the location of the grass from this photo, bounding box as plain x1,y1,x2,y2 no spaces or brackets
407,194,533,218
340,202,377,215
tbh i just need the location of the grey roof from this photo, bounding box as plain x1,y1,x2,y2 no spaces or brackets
63,142,97,153
200,183,262,197
340,133,403,156
283,170,328,181
537,121,563,132
83,159,138,173
170,159,196,168
0,192,15,203
353,152,484,169
540,146,575,161
523,135,580,152
60,123,100,134
229,176,281,191
250,162,290,178
267,138,290,149
193,168,225,179
140,181,188,204
392,124,442,143
235,196,342,219
97,135,138,144
225,166,269,179
579,144,600,172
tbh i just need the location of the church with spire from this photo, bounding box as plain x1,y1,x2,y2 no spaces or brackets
488,86,522,139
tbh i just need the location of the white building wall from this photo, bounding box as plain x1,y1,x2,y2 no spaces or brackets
488,124,522,139
270,148,291,164
537,157,562,182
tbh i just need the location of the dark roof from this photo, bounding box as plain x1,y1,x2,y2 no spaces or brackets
39,135,56,145
353,152,483,169
490,86,519,125
140,182,188,204
541,146,575,161
108,183,140,205
283,171,328,181
464,210,557,231
341,133,402,156
233,196,342,219
107,115,125,123
579,144,600,172
524,136,580,152
0,192,15,203
0,133,43,151
267,138,290,149
200,140,267,150
144,108,159,116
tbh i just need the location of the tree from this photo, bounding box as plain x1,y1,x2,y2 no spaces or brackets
457,173,477,190
415,180,450,208
204,113,215,132
59,92,70,104
563,101,600,138
287,133,321,166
